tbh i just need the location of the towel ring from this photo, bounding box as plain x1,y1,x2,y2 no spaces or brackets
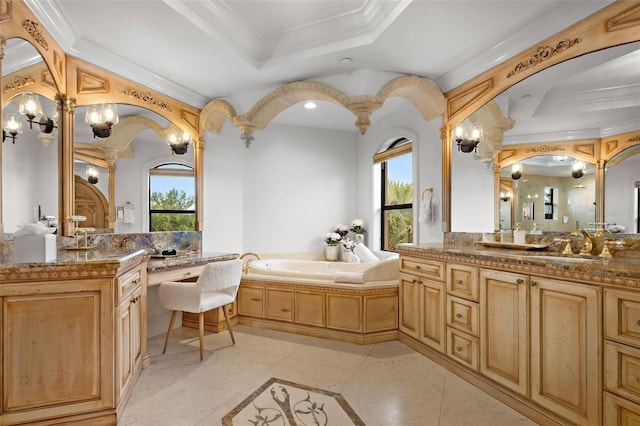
421,187,433,201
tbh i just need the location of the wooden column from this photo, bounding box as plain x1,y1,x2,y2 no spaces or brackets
194,135,205,231
59,95,76,236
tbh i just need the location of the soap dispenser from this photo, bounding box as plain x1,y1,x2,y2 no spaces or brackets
514,223,526,245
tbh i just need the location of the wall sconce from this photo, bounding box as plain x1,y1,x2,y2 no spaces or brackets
2,114,23,143
571,160,585,179
168,131,190,155
454,122,482,153
86,165,99,184
511,162,522,180
18,93,44,129
500,191,511,201
85,103,119,138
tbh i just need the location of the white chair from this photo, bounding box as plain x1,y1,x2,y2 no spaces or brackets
157,258,242,361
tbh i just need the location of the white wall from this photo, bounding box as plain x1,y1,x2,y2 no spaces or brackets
3,129,58,233
450,147,495,232
605,155,640,232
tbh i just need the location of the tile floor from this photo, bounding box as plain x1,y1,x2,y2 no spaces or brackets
119,325,539,426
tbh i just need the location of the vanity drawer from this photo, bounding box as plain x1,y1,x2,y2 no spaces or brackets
605,340,640,404
400,257,444,281
605,289,640,348
446,264,478,302
117,267,143,305
447,327,479,371
146,265,206,286
604,391,640,426
447,295,479,337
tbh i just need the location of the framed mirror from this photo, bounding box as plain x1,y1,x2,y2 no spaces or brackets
449,40,640,233
73,103,195,234
2,38,60,234
604,145,640,233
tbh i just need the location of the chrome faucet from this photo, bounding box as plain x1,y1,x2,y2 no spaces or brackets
571,229,594,256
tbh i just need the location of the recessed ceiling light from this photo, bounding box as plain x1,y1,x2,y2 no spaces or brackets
341,57,352,64
304,101,317,109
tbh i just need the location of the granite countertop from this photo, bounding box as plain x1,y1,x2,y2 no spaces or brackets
146,251,239,273
398,243,640,288
0,248,150,283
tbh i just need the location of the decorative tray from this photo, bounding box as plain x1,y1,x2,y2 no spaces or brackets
474,241,548,250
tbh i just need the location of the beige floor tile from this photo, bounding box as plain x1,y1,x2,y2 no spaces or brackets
120,326,539,426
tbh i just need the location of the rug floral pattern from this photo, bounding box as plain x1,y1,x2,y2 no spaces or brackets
222,377,365,425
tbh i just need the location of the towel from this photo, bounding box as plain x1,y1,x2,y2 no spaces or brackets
354,243,379,263
334,271,365,284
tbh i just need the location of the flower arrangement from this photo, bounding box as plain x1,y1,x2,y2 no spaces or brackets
350,219,366,234
342,238,357,253
324,232,342,245
335,224,349,239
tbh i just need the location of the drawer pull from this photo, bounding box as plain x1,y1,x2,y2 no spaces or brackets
250,298,262,302
456,313,462,319
456,346,462,352
530,281,537,287
412,279,418,284
281,309,291,313
455,279,463,284
415,265,421,269
131,279,139,286
516,279,524,284
184,272,192,277
637,320,640,326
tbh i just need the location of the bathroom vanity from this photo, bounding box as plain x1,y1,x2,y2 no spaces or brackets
0,249,148,425
398,240,640,426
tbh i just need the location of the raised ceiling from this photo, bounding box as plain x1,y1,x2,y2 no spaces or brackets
22,0,632,135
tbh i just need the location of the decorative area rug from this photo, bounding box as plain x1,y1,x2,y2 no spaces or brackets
222,377,365,425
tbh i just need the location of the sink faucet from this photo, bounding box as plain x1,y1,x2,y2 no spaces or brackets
571,229,593,256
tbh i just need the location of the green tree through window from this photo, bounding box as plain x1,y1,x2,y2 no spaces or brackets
149,164,195,231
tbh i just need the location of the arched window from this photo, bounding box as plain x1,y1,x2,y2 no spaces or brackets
374,138,413,251
148,163,195,231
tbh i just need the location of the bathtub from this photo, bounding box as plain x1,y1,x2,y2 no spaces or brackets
246,253,399,286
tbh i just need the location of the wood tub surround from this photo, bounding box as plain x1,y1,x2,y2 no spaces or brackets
397,243,640,426
0,249,148,426
238,277,398,344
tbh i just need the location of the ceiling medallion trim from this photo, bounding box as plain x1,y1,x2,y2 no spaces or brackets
3,75,34,93
121,89,173,112
524,144,566,154
506,38,581,79
22,19,49,51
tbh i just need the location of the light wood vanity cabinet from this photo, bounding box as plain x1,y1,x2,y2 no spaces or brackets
399,250,603,426
400,257,446,353
0,258,147,425
604,288,640,423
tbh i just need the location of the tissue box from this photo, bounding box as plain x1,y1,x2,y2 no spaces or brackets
14,234,57,263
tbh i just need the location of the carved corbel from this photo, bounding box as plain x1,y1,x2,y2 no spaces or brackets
345,96,383,135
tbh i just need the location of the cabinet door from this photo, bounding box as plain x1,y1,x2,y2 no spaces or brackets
130,286,143,368
238,286,265,318
604,391,640,426
295,290,325,326
326,294,362,332
117,296,133,400
265,288,294,322
479,270,528,396
399,273,420,338
530,278,600,425
419,279,446,353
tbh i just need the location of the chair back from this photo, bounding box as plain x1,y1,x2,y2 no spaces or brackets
196,258,242,298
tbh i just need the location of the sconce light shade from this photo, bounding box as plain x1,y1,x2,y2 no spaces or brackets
572,161,585,179
86,165,99,184
168,131,190,155
454,122,481,153
3,114,23,143
85,104,119,138
511,162,522,180
19,93,44,129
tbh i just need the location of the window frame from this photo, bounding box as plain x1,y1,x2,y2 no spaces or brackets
148,163,196,232
376,138,413,252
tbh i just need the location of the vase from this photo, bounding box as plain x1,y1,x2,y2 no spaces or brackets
354,234,364,244
325,244,339,261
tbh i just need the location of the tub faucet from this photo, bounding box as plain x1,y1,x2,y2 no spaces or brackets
240,252,262,274
570,229,593,256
